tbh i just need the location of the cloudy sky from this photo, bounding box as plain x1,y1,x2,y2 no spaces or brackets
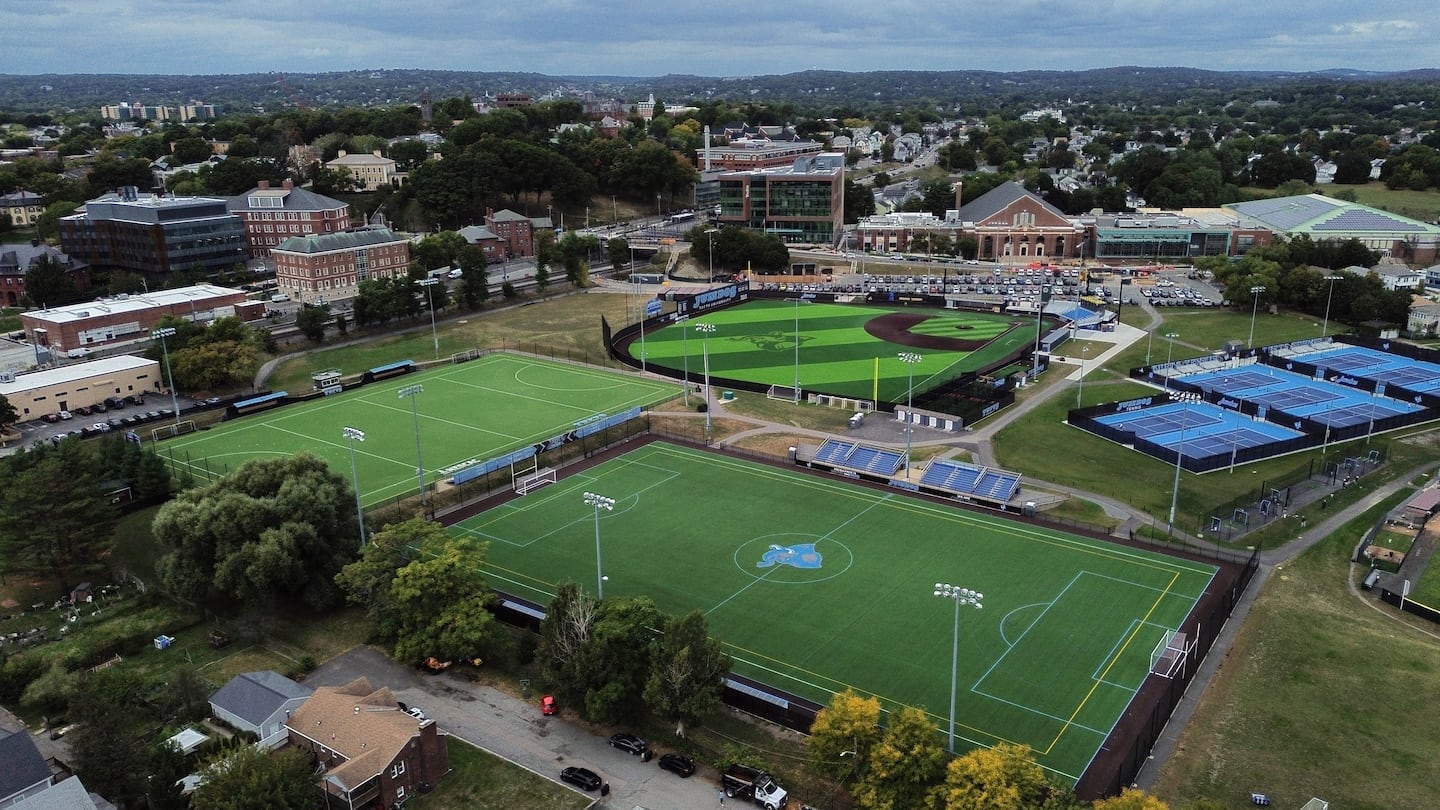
3,0,1436,76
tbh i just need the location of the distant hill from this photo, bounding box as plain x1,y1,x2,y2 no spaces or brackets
1,66,1435,116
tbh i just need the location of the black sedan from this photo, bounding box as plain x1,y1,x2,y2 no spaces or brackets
560,766,602,791
609,732,649,755
658,752,695,777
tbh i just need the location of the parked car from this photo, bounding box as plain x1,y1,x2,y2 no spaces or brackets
105,397,126,409
125,395,144,406
541,694,557,716
91,402,107,413
90,423,111,433
559,766,602,792
609,732,648,755
658,753,695,777
74,406,91,416
41,413,60,424
58,410,73,420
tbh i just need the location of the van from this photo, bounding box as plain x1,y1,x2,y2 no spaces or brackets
66,347,92,359
270,293,291,303
447,268,464,279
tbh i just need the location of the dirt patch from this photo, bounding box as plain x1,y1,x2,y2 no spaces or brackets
864,312,1014,352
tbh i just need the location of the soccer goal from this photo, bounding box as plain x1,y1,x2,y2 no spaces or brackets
767,384,800,402
1149,629,1193,679
451,348,480,364
150,420,197,442
513,466,556,495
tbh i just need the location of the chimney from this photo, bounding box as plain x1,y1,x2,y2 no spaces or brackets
338,150,348,158
283,178,294,190
257,180,270,190
703,125,712,171
954,180,964,211
373,150,383,158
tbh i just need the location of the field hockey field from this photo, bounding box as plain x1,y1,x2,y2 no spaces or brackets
637,299,1036,402
160,353,679,506
453,442,1218,784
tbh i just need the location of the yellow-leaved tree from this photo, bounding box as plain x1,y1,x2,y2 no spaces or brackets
1092,788,1170,810
926,742,1048,810
807,689,882,778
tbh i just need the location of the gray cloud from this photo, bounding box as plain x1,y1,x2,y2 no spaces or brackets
1,0,1434,75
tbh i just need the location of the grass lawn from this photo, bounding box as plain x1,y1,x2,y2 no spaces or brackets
642,298,1036,402
163,353,678,507
405,736,589,810
1153,487,1440,810
454,441,1216,785
268,292,634,393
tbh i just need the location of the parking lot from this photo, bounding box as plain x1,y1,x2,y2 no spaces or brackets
309,647,729,809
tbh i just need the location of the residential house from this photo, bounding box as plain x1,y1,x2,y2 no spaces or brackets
1375,265,1422,291
286,678,448,810
1407,301,1440,337
227,180,351,258
325,151,399,192
0,728,52,808
0,191,45,228
209,671,314,749
0,242,90,307
456,224,508,264
7,778,109,810
484,209,551,259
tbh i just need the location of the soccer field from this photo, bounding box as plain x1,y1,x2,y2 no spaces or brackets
637,299,1034,402
453,442,1218,784
160,354,679,506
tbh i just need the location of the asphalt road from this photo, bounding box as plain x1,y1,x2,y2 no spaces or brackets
309,647,728,810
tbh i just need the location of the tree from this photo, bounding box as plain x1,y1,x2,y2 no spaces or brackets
336,517,427,629
927,743,1048,810
171,136,213,165
0,393,17,426
457,245,489,309
295,303,330,343
385,525,510,667
191,745,322,810
643,610,731,737
23,253,82,307
538,581,599,704
153,453,359,609
533,230,554,294
540,590,665,724
808,689,883,778
69,669,150,807
0,439,118,578
1093,788,1170,810
853,706,948,810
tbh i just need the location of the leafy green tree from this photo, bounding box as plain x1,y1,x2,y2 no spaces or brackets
171,136,213,165
643,610,731,737
845,176,876,224
577,596,665,723
0,393,17,426
69,668,150,807
192,745,322,810
387,531,510,667
457,245,489,309
22,253,82,307
927,743,1047,810
295,303,330,343
0,439,117,578
608,237,631,273
146,741,193,810
808,689,883,778
537,581,599,705
853,706,948,810
534,230,554,294
336,517,431,634
153,453,359,609
389,139,429,172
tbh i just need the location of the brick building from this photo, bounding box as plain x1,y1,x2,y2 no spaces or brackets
228,179,351,257
20,284,254,353
272,226,410,304
483,209,552,259
286,678,448,810
0,241,90,307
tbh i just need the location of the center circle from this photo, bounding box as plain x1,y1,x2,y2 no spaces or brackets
732,533,854,584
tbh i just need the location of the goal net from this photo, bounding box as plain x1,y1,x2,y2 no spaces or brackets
1149,630,1190,679
513,466,556,495
767,384,800,402
150,420,197,442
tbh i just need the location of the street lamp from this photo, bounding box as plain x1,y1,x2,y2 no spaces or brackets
1163,332,1180,391
418,278,440,360
150,327,181,425
583,491,615,599
1247,285,1266,349
705,228,717,281
899,352,923,469
933,583,983,753
1075,345,1090,407
342,426,367,545
1321,274,1343,337
697,323,716,442
398,384,426,507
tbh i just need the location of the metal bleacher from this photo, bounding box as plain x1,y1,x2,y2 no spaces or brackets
920,458,1021,503
812,439,905,476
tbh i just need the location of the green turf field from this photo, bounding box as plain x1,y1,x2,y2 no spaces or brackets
160,353,679,506
638,299,1035,402
454,442,1218,784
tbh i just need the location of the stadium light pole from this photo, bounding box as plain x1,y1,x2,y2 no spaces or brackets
151,327,181,425
792,294,814,403
1321,274,1343,337
1163,332,1180,391
398,384,426,508
583,491,615,599
1247,285,1266,349
933,583,983,754
899,352,923,469
342,426,367,545
1168,399,1188,529
418,278,440,360
697,322,716,443
1076,344,1090,407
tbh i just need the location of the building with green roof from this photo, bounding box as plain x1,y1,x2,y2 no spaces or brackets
1226,194,1440,264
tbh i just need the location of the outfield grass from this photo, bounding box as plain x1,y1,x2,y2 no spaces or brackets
163,353,678,506
1153,488,1440,810
404,736,590,810
454,442,1216,785
642,299,1035,402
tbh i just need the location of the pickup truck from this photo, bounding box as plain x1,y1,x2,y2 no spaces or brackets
722,764,787,809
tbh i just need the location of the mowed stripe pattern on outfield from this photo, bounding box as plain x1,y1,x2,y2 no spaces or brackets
454,442,1216,783
160,354,679,505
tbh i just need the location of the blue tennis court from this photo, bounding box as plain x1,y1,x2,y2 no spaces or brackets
1180,365,1424,428
1094,401,1304,459
1299,346,1440,394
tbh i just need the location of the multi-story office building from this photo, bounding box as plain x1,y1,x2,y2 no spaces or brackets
716,153,846,245
58,188,248,277
228,179,351,257
271,226,410,304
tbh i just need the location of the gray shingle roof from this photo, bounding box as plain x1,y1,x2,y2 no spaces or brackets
274,226,404,255
0,728,51,800
227,186,347,214
457,224,498,243
8,777,99,810
958,181,1067,223
209,671,313,727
